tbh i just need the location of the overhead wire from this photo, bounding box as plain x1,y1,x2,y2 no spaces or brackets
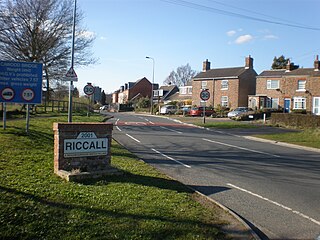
160,0,320,31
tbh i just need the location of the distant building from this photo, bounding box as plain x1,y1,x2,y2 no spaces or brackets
93,86,102,103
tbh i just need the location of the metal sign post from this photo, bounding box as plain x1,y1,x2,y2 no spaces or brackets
200,89,210,124
2,103,6,130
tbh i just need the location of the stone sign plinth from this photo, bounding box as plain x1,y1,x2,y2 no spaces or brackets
53,122,119,182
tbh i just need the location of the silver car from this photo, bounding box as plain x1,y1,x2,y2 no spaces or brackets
160,105,177,115
227,107,253,118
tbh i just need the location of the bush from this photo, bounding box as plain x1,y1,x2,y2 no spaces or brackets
271,113,320,128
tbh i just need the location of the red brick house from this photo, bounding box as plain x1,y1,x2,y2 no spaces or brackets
192,56,257,109
112,77,158,104
249,56,320,115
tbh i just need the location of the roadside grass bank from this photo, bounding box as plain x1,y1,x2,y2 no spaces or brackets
169,115,320,149
255,128,320,149
0,116,240,239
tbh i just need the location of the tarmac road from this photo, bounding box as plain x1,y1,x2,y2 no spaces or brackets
109,112,320,240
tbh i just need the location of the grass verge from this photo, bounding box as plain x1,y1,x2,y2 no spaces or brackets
255,128,320,149
0,115,234,239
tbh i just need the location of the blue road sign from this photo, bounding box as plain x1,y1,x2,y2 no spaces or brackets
0,61,43,104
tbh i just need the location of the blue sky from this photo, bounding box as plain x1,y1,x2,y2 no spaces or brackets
75,0,320,94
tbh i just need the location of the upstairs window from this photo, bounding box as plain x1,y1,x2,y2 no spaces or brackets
267,80,279,89
221,80,228,90
201,81,207,89
297,80,306,91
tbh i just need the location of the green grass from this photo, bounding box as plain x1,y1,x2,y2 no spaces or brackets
255,128,320,149
195,121,257,129
0,115,231,239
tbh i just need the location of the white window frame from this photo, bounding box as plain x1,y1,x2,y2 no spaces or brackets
221,96,228,107
297,80,306,91
221,80,228,90
201,81,207,89
267,80,279,89
293,97,306,110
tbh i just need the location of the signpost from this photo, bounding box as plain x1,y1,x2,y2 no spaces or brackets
200,89,210,124
0,60,43,131
84,83,94,117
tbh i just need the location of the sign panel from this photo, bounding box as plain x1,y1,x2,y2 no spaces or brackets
200,89,210,101
0,61,43,104
83,84,94,95
63,132,108,158
64,67,78,81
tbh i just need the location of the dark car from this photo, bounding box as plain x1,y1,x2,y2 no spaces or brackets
189,106,215,117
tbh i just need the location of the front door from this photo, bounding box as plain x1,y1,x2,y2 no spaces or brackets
284,99,291,113
313,97,320,115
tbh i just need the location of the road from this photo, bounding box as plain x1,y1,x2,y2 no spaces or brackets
108,112,320,240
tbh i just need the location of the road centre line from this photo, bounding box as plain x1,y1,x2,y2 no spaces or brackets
151,148,191,168
125,134,141,143
202,138,280,158
227,183,320,226
160,126,182,134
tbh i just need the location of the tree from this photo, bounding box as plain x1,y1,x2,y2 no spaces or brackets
101,90,106,105
271,55,289,69
164,64,198,86
0,0,96,103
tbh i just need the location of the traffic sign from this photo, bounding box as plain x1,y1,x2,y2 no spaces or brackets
0,61,42,104
200,89,210,101
64,67,78,81
84,83,94,95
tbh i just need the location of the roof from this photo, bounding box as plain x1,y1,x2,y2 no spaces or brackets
259,68,320,77
193,67,248,80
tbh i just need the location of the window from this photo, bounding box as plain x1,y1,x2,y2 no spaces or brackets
201,81,207,89
267,80,279,89
266,98,279,109
221,80,228,90
221,96,228,107
293,97,306,109
297,80,306,91
179,86,192,95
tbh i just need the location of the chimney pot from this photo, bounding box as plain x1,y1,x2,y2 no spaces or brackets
314,55,320,71
245,55,253,69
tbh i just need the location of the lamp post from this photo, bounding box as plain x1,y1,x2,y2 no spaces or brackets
68,0,77,123
146,56,155,114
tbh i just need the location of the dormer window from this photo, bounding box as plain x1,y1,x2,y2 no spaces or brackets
297,80,306,91
221,80,228,90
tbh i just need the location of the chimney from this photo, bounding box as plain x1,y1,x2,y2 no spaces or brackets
314,55,320,71
125,83,128,90
202,59,211,72
245,55,253,69
286,59,294,72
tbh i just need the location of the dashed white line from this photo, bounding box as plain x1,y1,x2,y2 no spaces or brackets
144,118,155,125
125,134,141,143
151,148,191,168
227,183,320,226
160,126,182,134
202,138,280,158
116,126,122,131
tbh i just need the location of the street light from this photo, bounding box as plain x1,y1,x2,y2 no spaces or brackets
146,56,155,114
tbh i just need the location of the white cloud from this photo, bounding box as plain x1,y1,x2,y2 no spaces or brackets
227,30,236,37
78,30,95,39
264,34,278,40
100,36,107,40
235,34,253,44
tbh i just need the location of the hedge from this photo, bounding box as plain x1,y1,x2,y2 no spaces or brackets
271,113,320,128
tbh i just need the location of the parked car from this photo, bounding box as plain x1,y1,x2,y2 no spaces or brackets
160,105,177,114
99,105,108,111
189,106,215,117
181,105,192,115
227,107,253,118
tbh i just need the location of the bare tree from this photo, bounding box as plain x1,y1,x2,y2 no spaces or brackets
0,0,96,103
164,64,197,86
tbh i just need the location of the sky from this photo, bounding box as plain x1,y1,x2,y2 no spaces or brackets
74,0,320,95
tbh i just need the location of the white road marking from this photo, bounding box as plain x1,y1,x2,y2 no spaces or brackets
116,126,122,132
160,126,182,134
151,148,191,168
144,118,155,125
115,119,119,125
125,134,141,143
227,183,320,226
202,138,280,158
